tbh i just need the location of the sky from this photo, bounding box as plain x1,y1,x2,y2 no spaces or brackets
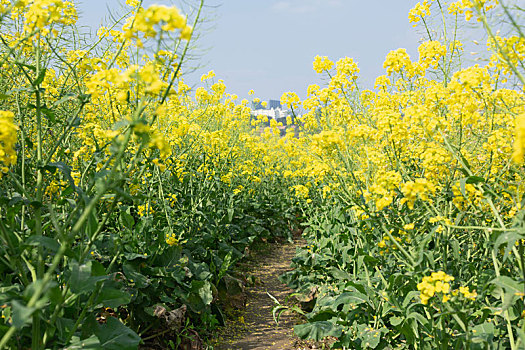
74,0,476,101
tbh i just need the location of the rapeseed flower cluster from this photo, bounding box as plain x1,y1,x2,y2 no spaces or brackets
123,4,192,43
0,111,17,176
418,272,478,306
165,233,178,246
137,203,154,217
22,0,77,35
457,286,478,300
418,40,447,69
383,48,413,76
291,184,309,200
513,113,525,163
408,1,431,26
312,55,334,74
280,91,301,110
417,271,454,305
487,35,525,75
400,179,436,210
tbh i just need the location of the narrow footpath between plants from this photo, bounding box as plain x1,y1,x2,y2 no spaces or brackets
213,238,311,350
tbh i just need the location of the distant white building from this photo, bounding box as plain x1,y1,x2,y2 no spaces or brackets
251,107,289,120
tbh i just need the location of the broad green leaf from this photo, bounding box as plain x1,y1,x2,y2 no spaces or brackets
123,252,149,261
0,323,10,338
95,317,140,350
471,322,495,344
472,322,494,335
294,321,343,341
41,107,56,123
95,285,131,309
493,232,523,262
11,300,36,329
186,280,213,312
390,316,403,326
69,261,106,294
466,176,485,184
56,317,75,340
517,328,525,349
332,291,368,312
356,324,387,349
402,291,421,308
119,211,135,230
491,276,523,295
53,93,77,107
32,68,47,86
406,312,430,328
65,335,101,349
25,235,60,253
218,251,233,282
199,281,213,305
123,263,150,289
459,178,467,197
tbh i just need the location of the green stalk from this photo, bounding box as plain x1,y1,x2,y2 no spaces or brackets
32,32,44,350
475,6,525,86
0,127,133,348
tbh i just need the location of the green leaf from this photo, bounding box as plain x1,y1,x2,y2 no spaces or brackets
356,324,387,349
198,280,213,304
69,261,107,294
332,291,368,312
389,316,403,326
123,252,148,261
402,291,421,308
517,328,525,349
294,321,343,341
95,285,131,309
44,162,74,186
459,153,472,173
406,312,430,328
91,261,107,277
41,106,56,123
69,261,92,293
459,176,484,197
471,322,495,344
459,178,467,197
15,61,36,72
217,251,233,282
53,93,78,107
491,276,523,295
119,211,135,230
11,300,36,329
123,263,150,289
32,68,47,86
0,323,10,338
494,232,523,262
65,335,101,349
465,176,485,184
95,317,140,350
185,280,213,312
56,317,75,340
25,235,60,253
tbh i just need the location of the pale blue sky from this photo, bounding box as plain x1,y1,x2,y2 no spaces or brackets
75,1,479,101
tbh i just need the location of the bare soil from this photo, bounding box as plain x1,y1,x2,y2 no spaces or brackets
212,239,303,350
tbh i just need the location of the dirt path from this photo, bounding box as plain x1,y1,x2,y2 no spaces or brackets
213,240,301,350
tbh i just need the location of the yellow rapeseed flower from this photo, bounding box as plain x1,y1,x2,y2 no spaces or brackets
512,113,525,164
0,111,18,177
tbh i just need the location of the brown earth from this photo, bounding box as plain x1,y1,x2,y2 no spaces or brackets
212,239,308,350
